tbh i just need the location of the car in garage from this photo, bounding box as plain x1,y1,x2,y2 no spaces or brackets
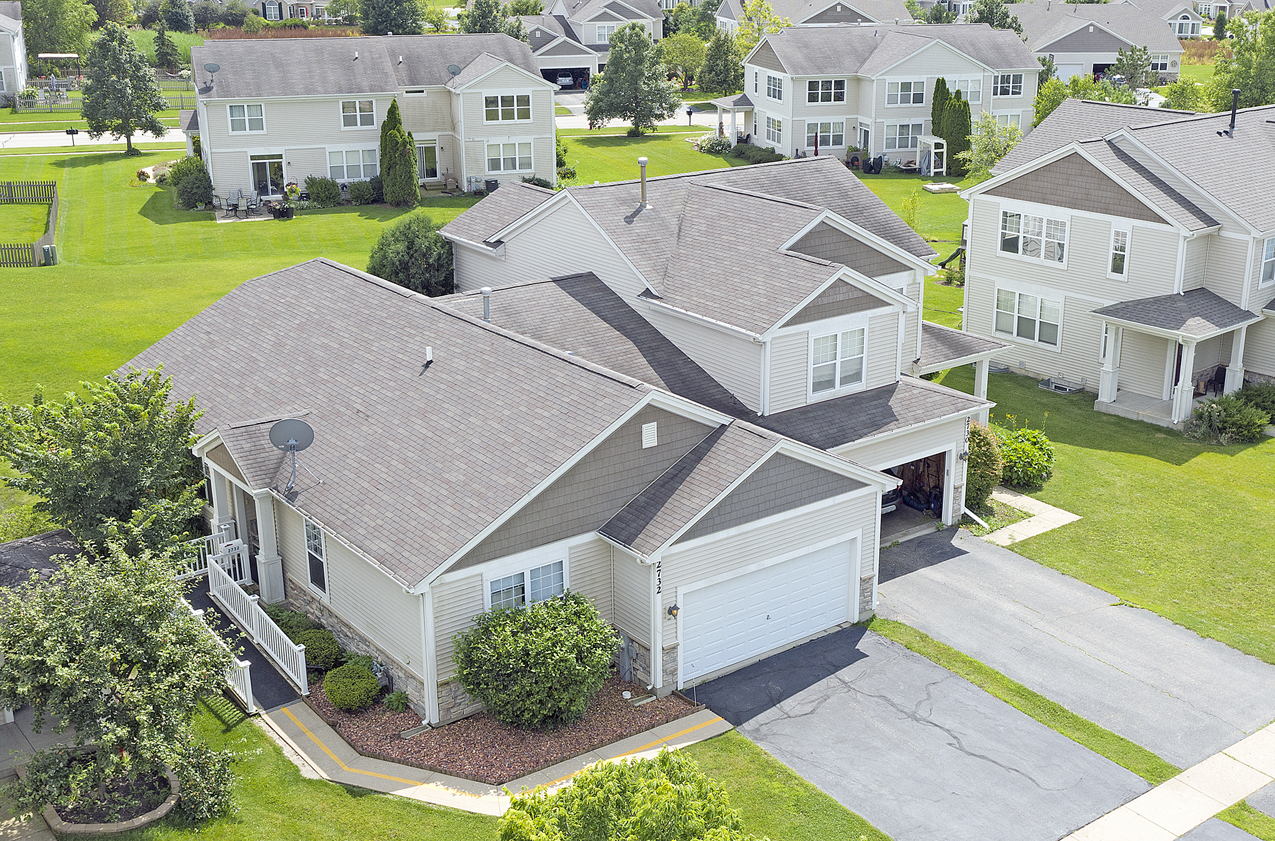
556,72,574,88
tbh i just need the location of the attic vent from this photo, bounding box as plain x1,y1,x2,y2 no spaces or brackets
642,422,658,449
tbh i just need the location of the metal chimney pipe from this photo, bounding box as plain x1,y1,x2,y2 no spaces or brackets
1230,88,1240,133
638,156,648,206
481,287,492,322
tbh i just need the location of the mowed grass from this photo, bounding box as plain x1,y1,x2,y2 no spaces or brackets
0,112,183,131
1180,64,1216,83
932,366,1275,665
0,203,51,241
856,170,970,245
129,29,206,66
560,132,746,184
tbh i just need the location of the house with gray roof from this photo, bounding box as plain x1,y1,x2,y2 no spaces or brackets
1110,0,1204,36
124,257,904,723
714,0,913,33
729,24,1040,161
0,1,27,106
1008,1,1185,83
517,0,663,86
962,98,1275,428
186,34,558,199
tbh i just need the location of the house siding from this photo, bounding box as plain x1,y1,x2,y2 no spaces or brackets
788,222,911,277
1245,317,1275,380
1183,235,1209,291
460,75,557,186
639,304,765,412
432,573,484,681
1204,235,1249,305
984,153,1167,225
1043,26,1132,52
835,414,967,471
749,42,786,74
612,547,651,645
324,538,423,675
569,537,613,623
769,331,809,413
902,283,921,360
867,311,898,388
1118,329,1170,397
805,3,873,23
785,279,886,326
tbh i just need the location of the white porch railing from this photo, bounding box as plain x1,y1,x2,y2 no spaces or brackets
206,554,308,695
177,522,240,582
182,598,256,714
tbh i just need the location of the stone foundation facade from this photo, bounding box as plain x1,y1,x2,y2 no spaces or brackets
858,575,875,617
660,644,678,695
436,678,483,724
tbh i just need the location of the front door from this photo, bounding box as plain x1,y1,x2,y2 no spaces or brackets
417,144,438,182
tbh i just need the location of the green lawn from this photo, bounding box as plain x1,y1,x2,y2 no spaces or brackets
855,170,970,246
0,111,182,131
128,29,206,66
933,366,1275,666
560,132,745,184
554,105,573,116
0,203,50,241
558,123,714,137
1180,64,1215,83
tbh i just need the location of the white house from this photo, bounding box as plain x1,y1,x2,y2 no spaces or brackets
520,0,663,87
1009,1,1185,83
715,0,913,32
0,1,28,105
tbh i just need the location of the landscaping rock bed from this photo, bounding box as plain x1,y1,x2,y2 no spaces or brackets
307,675,698,785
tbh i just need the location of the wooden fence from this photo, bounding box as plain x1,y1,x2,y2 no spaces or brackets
0,182,58,268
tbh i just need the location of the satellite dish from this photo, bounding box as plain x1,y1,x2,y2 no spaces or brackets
203,62,220,74
447,64,462,76
269,419,314,493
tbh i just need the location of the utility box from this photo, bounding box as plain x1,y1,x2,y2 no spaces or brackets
42,244,57,266
485,178,499,193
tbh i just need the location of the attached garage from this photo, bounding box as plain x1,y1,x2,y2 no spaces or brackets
1056,63,1087,81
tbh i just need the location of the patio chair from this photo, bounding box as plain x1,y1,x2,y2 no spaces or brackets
244,192,261,216
223,189,241,218
1208,367,1227,396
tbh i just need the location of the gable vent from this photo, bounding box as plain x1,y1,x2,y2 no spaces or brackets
642,422,658,449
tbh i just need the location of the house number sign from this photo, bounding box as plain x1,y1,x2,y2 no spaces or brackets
656,560,662,594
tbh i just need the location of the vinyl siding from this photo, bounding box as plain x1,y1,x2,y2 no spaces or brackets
612,547,651,644
1204,235,1249,305
458,71,555,185
790,224,912,282
1245,317,1275,379
785,279,885,326
748,43,785,74
835,414,967,469
1194,334,1224,371
639,304,765,412
276,503,307,587
902,285,921,360
1183,235,1209,291
866,311,898,389
398,88,456,134
326,538,423,675
985,154,1166,225
768,331,809,413
569,537,613,623
432,573,484,681
1118,329,1170,398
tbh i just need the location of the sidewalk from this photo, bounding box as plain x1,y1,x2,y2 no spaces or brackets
259,700,732,816
0,130,180,150
983,486,1081,546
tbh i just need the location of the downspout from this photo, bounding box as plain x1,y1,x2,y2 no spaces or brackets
419,590,439,723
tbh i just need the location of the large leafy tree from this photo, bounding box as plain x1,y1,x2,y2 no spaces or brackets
665,0,715,39
1033,74,1135,125
160,0,196,32
958,111,1022,181
967,0,1023,36
659,32,705,90
458,0,527,40
366,209,454,297
88,0,130,27
736,0,789,56
81,23,169,155
324,0,359,24
1208,10,1275,110
20,0,96,62
584,22,681,135
1160,77,1208,111
697,28,743,95
361,0,424,34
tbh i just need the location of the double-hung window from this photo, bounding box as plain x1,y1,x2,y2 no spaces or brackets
597,23,616,42
490,560,565,609
999,210,1067,263
1261,237,1275,285
766,75,782,100
341,99,375,128
811,328,866,394
1109,229,1130,277
993,73,1023,97
885,122,922,150
996,112,1022,128
995,289,1060,346
228,103,265,133
886,80,924,105
954,78,981,104
487,141,532,172
304,519,328,595
484,93,531,122
329,149,378,180
807,79,845,103
264,0,280,19
1151,54,1170,72
765,115,782,144
806,121,844,148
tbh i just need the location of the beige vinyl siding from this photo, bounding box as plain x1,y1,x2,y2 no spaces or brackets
866,311,898,389
639,304,765,412
769,331,809,413
1204,235,1249,304
202,96,395,149
326,539,423,676
1122,227,1180,298
1250,237,1272,307
459,70,555,185
284,146,327,188
1118,330,1170,398
1194,334,1224,372
1182,234,1209,291
569,537,613,622
398,88,456,134
432,573,484,681
276,503,307,587
612,547,651,644
1244,317,1275,379
902,285,921,360
835,414,967,470
660,491,877,644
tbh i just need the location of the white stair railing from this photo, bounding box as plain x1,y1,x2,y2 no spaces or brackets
182,598,256,714
206,554,308,695
178,523,240,582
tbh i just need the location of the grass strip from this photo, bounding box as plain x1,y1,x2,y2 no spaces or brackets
1219,802,1275,841
868,617,1181,785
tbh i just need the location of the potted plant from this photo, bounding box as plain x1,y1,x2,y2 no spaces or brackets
277,200,295,219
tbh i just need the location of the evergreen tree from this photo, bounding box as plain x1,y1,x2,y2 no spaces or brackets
1213,9,1226,39
154,24,180,70
367,210,454,296
361,0,424,34
584,22,681,135
697,29,743,95
379,101,418,206
81,22,169,156
943,91,971,177
931,77,950,135
160,0,196,32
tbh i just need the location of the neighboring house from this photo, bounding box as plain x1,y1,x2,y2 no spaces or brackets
0,1,28,106
1009,1,1185,83
519,0,663,85
726,24,1039,160
961,98,1275,429
1110,0,1204,36
715,0,913,33
186,34,558,198
256,0,329,20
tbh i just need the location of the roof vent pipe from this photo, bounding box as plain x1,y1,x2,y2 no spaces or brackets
1218,89,1240,137
353,50,359,60
481,286,492,322
638,156,649,207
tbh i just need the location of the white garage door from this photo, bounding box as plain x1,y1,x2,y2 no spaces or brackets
680,540,856,686
1057,64,1087,81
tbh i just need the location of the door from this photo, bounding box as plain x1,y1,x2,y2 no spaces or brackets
1056,64,1086,81
417,143,438,182
680,539,856,686
250,155,284,196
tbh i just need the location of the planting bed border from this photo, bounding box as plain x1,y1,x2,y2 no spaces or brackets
16,758,180,836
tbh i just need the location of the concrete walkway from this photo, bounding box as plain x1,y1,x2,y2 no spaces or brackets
0,130,180,150
259,700,732,816
983,486,1081,546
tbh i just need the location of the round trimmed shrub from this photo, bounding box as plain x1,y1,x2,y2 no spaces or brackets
366,209,454,297
304,175,342,207
166,156,206,191
348,180,376,205
965,422,1002,511
453,591,618,730
176,167,213,209
693,133,732,154
296,628,340,672
995,426,1055,490
323,663,381,711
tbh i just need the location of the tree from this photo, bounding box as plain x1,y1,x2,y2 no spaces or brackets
324,0,359,23
458,0,526,39
154,24,180,70
20,0,96,62
924,2,955,23
942,90,971,177
660,31,705,90
1160,77,1207,111
192,0,221,29
378,99,418,206
967,0,1022,36
1208,11,1275,110
1214,8,1227,39
366,210,454,296
584,23,681,135
0,366,200,552
1033,74,1135,125
361,0,424,34
88,0,130,27
422,3,449,30
506,0,542,14
160,0,196,32
139,0,161,28
1110,45,1157,94
1038,54,1057,85
737,0,789,56
665,1,715,39
221,0,252,25
931,76,950,133
958,111,1022,180
697,28,743,95
81,24,170,155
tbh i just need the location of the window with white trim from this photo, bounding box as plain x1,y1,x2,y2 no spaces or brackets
1261,237,1275,286
329,148,378,180
1151,54,1170,72
811,328,866,393
765,115,782,144
341,99,375,128
597,23,616,42
484,93,531,122
954,77,981,104
806,121,844,148
753,70,758,93
490,560,564,609
995,289,1061,346
886,80,924,105
885,122,922,150
304,519,328,595
0,69,5,93
265,0,280,19
995,112,1022,128
993,73,1023,97
487,141,532,172
807,79,845,103
766,74,782,100
999,210,1067,263
228,103,265,133
1109,228,1129,277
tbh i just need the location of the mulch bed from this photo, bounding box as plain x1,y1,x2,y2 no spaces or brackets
307,675,698,785
55,762,169,825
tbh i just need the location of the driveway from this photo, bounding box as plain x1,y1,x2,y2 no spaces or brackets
877,530,1275,769
692,627,1148,841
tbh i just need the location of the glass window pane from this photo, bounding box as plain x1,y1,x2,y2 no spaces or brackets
1017,314,1036,341
308,553,326,592
812,362,836,392
813,334,837,365
1038,321,1059,346
529,561,564,603
1040,299,1060,323
995,311,1014,333
996,289,1016,312
363,148,377,164
839,356,863,387
841,329,864,358
490,573,525,609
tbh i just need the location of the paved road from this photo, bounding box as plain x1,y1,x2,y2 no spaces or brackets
0,130,180,150
1180,819,1261,840
692,627,1148,841
877,530,1275,769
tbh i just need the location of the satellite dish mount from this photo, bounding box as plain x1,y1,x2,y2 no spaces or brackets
203,62,220,87
269,418,315,493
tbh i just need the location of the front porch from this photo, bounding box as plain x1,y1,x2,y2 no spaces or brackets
1093,390,1207,430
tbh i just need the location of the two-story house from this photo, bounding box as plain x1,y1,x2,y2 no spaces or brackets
961,98,1275,429
714,0,913,33
722,25,1039,161
1009,1,1185,84
1110,0,1204,36
186,34,558,198
519,0,663,86
0,1,28,106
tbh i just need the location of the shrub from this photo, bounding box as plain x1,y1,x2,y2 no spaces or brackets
728,143,785,164
274,16,310,27
242,13,265,32
136,168,150,183
521,175,554,189
453,591,618,730
176,167,213,209
342,651,377,671
348,180,376,205
557,164,577,183
366,209,454,297
383,690,410,713
173,738,236,821
262,603,319,641
1235,382,1275,423
693,132,732,154
994,426,1055,490
1183,395,1269,445
304,175,343,207
965,422,1002,511
323,663,381,711
368,175,384,203
296,628,340,672
0,503,55,543
221,0,250,26
165,155,205,191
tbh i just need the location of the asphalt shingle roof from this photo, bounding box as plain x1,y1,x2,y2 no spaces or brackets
1079,141,1218,231
560,0,662,23
443,180,556,245
1112,0,1196,19
0,1,21,28
1091,289,1262,338
0,530,79,590
719,0,912,25
1008,1,1183,52
916,322,1007,371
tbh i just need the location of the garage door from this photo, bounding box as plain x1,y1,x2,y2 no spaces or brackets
680,540,856,686
1057,64,1087,81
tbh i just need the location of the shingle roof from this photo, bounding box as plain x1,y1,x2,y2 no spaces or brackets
916,322,1007,372
1079,141,1218,231
0,1,21,28
558,0,661,23
121,259,653,587
1007,1,1184,52
1091,289,1262,338
0,530,79,590
443,180,556,245
1111,0,1197,20
755,376,989,450
719,0,912,25
192,34,541,100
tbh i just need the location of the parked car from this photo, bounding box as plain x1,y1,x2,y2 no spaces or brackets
556,72,574,88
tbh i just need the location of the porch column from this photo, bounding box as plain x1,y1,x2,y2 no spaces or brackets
1171,339,1197,424
1225,324,1248,394
208,466,236,539
252,490,285,604
716,104,724,138
1098,325,1123,404
973,358,990,425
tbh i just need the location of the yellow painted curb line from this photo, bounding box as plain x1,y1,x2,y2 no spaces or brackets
279,706,429,788
546,715,727,785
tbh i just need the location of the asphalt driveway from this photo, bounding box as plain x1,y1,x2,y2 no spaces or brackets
692,627,1148,841
877,530,1275,769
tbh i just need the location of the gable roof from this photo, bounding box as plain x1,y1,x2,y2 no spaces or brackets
719,0,912,25
0,1,20,31
1091,288,1262,339
192,34,544,100
1111,0,1200,19
1007,1,1184,53
558,0,661,22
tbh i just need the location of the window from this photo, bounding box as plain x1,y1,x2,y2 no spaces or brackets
999,210,1067,263
597,23,616,42
765,115,782,144
1109,229,1129,277
811,328,866,393
954,77,981,104
1151,54,1170,72
490,560,564,609
228,103,265,133
0,69,5,93
993,73,1023,97
886,80,924,105
341,99,375,128
304,519,327,595
487,141,532,172
753,70,758,93
265,0,280,19
807,79,845,103
885,122,922,150
996,112,1021,128
806,120,845,148
329,149,378,180
1261,237,1275,286
484,94,531,122
766,75,782,100
995,289,1060,346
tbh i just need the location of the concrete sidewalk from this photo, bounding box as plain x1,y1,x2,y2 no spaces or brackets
260,700,732,816
983,486,1081,546
0,130,181,150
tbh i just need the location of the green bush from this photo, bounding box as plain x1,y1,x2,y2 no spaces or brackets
1235,382,1275,423
965,422,1003,511
296,628,340,672
453,591,618,730
176,167,213,209
368,175,384,203
693,133,732,154
273,16,309,27
383,690,410,713
994,426,1055,490
165,155,206,191
366,209,454,297
241,12,264,31
521,175,554,189
304,175,343,208
1183,395,1269,445
348,180,376,205
0,503,55,543
173,738,236,821
729,143,785,163
499,750,748,841
323,663,381,712
342,651,377,671
262,603,319,641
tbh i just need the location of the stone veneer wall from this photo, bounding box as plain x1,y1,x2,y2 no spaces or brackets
660,645,677,695
437,679,483,724
859,575,875,617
